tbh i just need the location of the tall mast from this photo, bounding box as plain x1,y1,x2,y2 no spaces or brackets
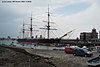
47,6,50,39
40,5,57,39
22,21,25,38
30,13,33,38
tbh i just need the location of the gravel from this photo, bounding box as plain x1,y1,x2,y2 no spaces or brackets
25,49,100,67
0,46,100,67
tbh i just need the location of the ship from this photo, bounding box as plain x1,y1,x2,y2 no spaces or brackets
17,6,74,46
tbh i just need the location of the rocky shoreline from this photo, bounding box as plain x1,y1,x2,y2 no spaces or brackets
0,47,56,67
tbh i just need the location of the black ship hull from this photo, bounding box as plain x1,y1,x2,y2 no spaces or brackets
17,38,61,45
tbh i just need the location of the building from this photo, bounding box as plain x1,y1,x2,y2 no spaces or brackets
80,28,98,41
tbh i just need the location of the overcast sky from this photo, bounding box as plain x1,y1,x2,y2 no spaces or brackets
0,0,100,39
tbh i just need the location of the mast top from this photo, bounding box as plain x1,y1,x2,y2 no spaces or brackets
30,12,33,38
31,12,32,20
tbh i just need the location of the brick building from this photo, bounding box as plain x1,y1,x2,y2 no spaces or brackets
80,28,98,41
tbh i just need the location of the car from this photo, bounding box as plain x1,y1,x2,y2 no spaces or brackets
64,47,73,54
72,48,93,57
96,46,100,52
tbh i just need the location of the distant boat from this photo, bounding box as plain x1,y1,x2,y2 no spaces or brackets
86,55,100,66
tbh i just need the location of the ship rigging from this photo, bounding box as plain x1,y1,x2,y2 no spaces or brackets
17,6,75,45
